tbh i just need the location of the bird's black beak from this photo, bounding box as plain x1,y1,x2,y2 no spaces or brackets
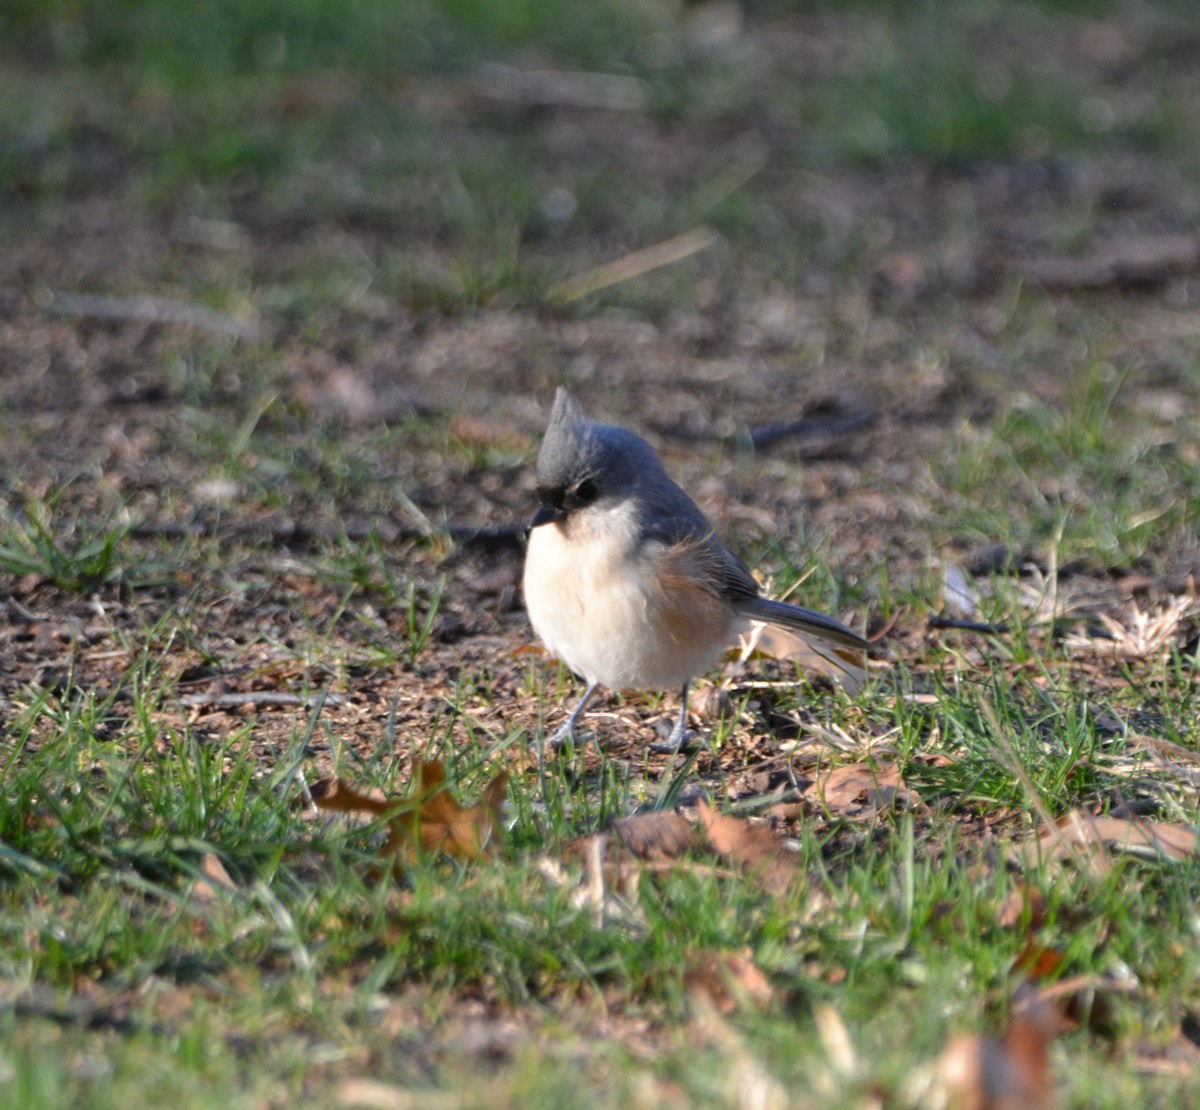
530,502,567,529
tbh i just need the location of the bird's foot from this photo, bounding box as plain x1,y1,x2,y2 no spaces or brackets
541,722,580,752
538,681,598,755
649,720,699,755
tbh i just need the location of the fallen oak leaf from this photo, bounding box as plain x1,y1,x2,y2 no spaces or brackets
996,881,1049,931
809,760,916,814
186,852,239,909
683,948,774,1015
928,990,1061,1110
695,799,803,895
310,762,508,870
688,683,736,724
1012,810,1198,870
1013,940,1066,981
388,761,508,862
308,776,391,815
606,811,697,860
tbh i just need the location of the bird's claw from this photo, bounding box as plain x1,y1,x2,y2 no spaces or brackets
649,724,699,755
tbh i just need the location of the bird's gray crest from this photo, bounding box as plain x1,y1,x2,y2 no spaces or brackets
537,388,593,490
536,387,675,506
548,387,583,438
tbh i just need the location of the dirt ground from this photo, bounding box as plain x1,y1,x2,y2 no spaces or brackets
2,7,1200,801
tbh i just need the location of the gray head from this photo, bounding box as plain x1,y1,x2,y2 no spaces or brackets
533,388,666,523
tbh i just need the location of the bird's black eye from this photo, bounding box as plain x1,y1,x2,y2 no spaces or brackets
572,478,599,506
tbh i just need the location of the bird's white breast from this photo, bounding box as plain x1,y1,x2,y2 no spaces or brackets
523,510,739,692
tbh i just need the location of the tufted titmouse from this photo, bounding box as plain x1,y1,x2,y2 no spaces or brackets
523,389,869,753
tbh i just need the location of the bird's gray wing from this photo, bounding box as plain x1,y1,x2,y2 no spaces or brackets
637,476,868,651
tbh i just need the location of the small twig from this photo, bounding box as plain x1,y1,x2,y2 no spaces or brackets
179,691,347,710
290,689,336,816
1035,972,1139,1004
747,409,875,451
130,517,528,555
1024,233,1199,291
583,835,608,929
473,63,646,112
928,615,1011,635
1128,732,1200,766
548,226,719,304
40,290,262,341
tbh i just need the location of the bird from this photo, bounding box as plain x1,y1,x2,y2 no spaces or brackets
522,388,868,752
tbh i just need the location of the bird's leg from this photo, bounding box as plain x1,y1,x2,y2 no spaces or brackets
544,681,599,751
649,681,699,754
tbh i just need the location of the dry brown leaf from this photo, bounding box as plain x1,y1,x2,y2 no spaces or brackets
684,948,774,1014
607,812,698,860
1014,940,1066,981
934,996,1059,1110
695,799,803,894
688,683,734,723
310,762,508,870
810,760,914,813
1018,810,1197,869
768,800,813,822
996,882,1049,931
308,776,391,815
389,761,508,861
187,852,238,907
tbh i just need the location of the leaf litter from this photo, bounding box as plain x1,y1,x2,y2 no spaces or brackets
1012,809,1198,871
302,740,1200,1104
309,760,508,871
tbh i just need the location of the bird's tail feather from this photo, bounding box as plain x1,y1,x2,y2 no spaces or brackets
737,597,868,650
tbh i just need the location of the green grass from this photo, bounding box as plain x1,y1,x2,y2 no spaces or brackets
5,0,1187,235
0,500,134,593
0,0,668,206
3,627,1200,1105
2,0,662,78
939,354,1200,566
